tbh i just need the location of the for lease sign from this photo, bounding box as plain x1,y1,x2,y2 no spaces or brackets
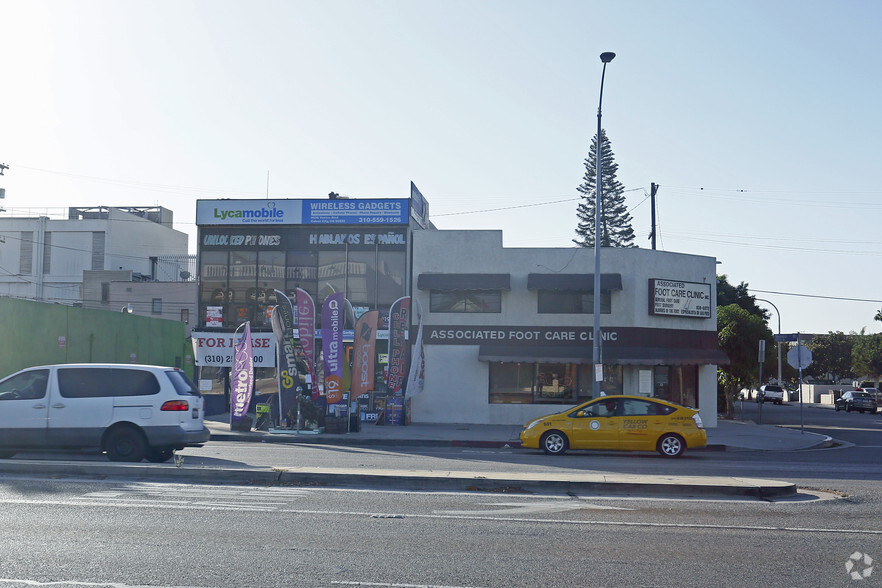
649,279,712,318
191,331,276,366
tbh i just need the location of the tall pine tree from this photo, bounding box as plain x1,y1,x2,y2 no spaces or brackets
573,128,635,248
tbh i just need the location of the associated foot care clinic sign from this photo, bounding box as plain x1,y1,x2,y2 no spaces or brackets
648,279,712,318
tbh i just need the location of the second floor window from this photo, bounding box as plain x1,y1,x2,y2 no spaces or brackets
537,290,611,314
430,290,501,313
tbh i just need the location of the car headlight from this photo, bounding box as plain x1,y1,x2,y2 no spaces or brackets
524,419,541,430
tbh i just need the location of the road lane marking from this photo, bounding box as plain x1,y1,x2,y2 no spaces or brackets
435,501,632,516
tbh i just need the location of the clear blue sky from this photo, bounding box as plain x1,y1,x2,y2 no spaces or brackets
2,0,881,336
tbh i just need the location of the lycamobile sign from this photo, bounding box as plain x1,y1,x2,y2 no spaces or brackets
196,200,301,225
214,206,283,221
214,201,285,223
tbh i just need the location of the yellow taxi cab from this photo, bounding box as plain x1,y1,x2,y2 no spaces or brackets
519,395,706,457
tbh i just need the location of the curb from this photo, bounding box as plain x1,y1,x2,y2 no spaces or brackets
207,431,524,449
0,460,797,499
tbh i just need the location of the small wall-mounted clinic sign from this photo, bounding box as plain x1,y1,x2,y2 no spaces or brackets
648,279,712,319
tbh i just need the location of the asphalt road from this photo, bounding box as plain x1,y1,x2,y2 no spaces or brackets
0,476,878,587
0,405,880,586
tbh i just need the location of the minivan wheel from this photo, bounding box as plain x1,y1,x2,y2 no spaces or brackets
657,433,685,457
105,426,147,462
540,431,568,455
146,447,174,463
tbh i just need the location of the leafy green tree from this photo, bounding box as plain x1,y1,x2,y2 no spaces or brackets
852,332,882,383
805,332,854,381
574,129,635,248
717,304,774,417
716,275,768,320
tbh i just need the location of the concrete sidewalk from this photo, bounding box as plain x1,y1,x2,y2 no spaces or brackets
0,416,831,500
205,414,834,452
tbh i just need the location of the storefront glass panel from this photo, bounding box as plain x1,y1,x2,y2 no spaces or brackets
229,250,257,326
256,250,285,328
488,363,533,404
653,365,698,408
286,250,318,301
347,249,377,312
318,250,347,306
577,364,623,399
535,363,578,403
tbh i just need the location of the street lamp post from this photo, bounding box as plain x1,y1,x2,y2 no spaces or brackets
592,51,616,398
755,298,782,388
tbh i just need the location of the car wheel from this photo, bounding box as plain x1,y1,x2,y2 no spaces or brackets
0,451,16,459
540,431,568,455
105,426,147,462
657,433,685,458
846,405,852,413
146,447,174,463
835,405,841,412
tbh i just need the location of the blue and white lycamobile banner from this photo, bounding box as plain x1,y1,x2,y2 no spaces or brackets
231,322,254,428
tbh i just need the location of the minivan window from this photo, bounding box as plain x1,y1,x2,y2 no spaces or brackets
0,369,49,400
58,368,160,398
165,370,200,397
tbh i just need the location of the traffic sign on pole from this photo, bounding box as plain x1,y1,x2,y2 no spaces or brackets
787,345,812,370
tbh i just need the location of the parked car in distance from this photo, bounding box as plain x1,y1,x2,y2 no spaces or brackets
859,387,882,404
519,395,706,458
0,364,210,461
834,390,878,414
757,384,785,405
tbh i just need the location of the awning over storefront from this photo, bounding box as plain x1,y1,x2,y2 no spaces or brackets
526,273,623,291
477,344,729,365
417,273,511,291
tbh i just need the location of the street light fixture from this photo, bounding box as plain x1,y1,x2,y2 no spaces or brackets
755,298,783,388
592,51,615,398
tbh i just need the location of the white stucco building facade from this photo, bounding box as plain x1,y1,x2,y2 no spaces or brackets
408,230,726,428
0,206,188,306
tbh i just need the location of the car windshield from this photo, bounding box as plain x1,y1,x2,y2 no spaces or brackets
764,386,783,392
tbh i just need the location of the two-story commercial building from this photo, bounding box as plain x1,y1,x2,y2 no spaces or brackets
409,230,726,428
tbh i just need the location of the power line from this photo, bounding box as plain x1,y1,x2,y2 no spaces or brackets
750,289,882,304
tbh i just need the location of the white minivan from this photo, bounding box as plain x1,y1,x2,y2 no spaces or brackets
0,364,210,462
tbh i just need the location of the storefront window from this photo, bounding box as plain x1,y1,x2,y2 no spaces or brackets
535,363,578,403
576,364,623,399
347,249,378,311
489,363,533,403
489,362,624,405
653,365,698,408
286,250,318,302
318,250,347,304
229,250,257,326
256,251,285,328
538,290,610,314
198,226,407,330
